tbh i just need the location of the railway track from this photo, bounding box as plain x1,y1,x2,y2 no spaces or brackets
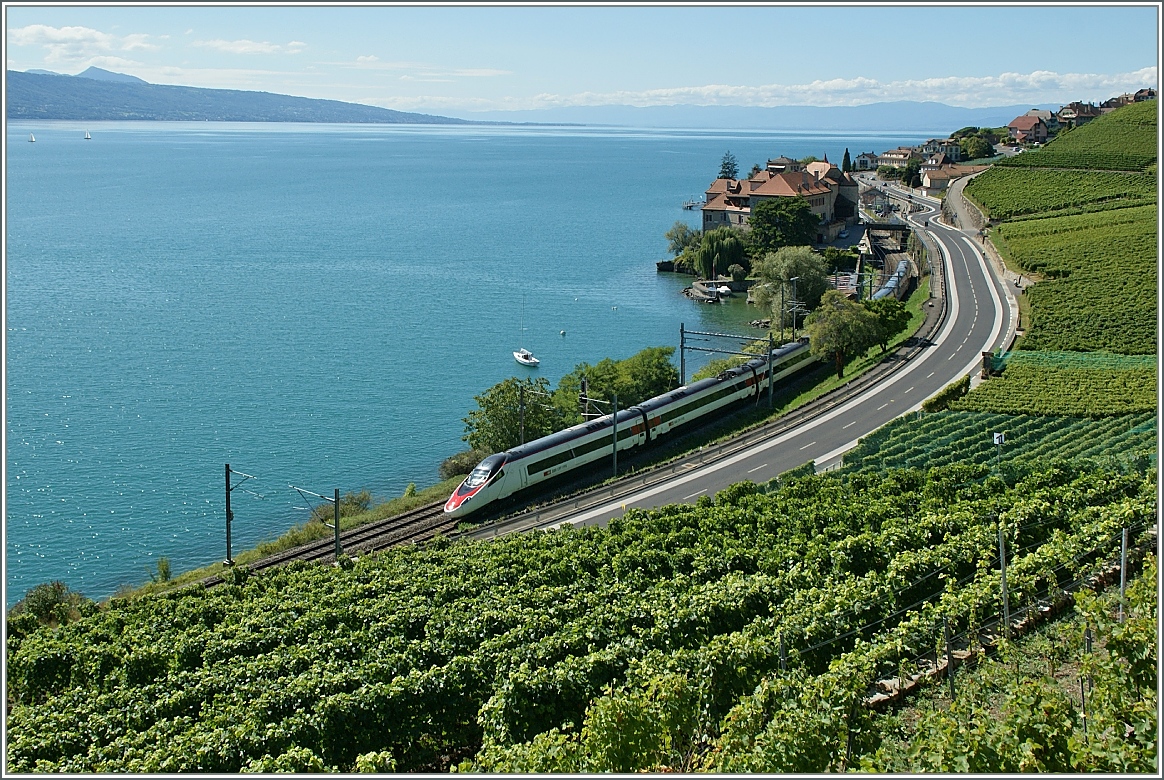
202,500,456,587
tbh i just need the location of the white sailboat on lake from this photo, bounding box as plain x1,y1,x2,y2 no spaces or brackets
28,133,35,143
84,130,91,140
513,296,539,366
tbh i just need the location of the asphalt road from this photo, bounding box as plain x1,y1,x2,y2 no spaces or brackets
536,191,1017,531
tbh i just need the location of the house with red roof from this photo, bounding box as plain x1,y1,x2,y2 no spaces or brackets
1007,115,1048,144
701,155,857,243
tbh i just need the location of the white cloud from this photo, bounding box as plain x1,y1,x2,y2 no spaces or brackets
356,55,379,63
336,57,511,79
192,39,306,55
9,24,159,64
518,67,1159,109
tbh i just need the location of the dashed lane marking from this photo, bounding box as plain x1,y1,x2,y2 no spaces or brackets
877,403,889,411
683,489,707,500
842,421,857,429
746,464,768,474
904,386,914,394
799,441,816,450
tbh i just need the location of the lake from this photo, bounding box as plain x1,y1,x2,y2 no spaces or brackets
5,120,935,605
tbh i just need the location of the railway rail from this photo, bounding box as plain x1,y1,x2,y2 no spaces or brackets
202,500,452,587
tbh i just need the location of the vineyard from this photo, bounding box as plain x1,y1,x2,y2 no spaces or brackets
1018,271,1156,354
994,100,1157,173
992,204,1156,279
988,204,1156,354
839,410,1156,475
963,168,1156,221
5,463,1156,773
948,352,1156,417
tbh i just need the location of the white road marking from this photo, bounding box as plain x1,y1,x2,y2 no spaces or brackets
904,386,914,394
799,441,816,450
746,463,768,474
683,489,707,500
842,421,857,429
877,403,889,410
927,372,935,378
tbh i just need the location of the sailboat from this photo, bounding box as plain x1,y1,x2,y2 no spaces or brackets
28,133,35,143
513,296,539,366
84,130,91,140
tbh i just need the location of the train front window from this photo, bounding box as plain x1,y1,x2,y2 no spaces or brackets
461,454,505,491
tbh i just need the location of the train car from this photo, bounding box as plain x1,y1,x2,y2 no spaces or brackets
871,259,913,301
445,338,816,518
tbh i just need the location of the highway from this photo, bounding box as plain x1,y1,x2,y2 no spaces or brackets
537,188,1014,531
461,184,1017,539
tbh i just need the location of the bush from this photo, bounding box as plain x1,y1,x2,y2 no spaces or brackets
922,374,970,412
440,449,490,481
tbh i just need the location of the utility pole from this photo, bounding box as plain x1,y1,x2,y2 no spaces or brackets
611,393,618,478
780,284,786,343
519,384,525,445
224,464,257,567
767,330,775,409
790,277,800,338
290,484,342,561
679,323,686,385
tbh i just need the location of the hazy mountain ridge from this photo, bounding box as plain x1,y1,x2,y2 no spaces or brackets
461,102,1059,131
6,69,469,124
8,68,1055,130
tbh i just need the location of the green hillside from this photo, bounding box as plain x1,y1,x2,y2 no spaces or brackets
6,464,1155,772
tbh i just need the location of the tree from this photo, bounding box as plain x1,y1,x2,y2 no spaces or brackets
804,290,880,378
554,347,678,425
901,158,922,188
842,148,852,172
747,197,819,257
463,376,565,454
961,135,994,160
663,221,700,256
754,246,830,329
863,297,912,352
718,151,738,180
692,227,746,280
750,162,763,177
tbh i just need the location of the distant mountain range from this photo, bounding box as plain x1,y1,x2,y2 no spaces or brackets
6,68,469,124
459,102,1060,132
8,67,1056,131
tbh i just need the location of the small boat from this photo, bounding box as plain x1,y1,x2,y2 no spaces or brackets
28,133,35,143
84,131,91,140
514,294,538,366
717,285,733,296
514,347,540,367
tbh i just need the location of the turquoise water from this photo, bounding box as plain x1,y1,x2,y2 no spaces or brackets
5,121,931,604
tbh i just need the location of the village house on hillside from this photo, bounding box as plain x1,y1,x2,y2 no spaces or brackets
920,138,962,161
1007,115,1048,144
854,151,879,170
701,155,858,243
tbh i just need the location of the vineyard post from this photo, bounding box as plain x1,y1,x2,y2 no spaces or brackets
998,520,1011,639
779,633,787,672
1119,527,1128,622
1080,677,1088,737
943,617,956,699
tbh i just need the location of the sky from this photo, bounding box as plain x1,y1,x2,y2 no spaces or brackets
4,3,1160,116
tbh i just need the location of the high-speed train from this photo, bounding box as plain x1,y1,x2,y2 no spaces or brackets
444,338,817,517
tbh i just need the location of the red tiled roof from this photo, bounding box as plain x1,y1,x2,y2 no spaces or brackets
1008,115,1043,131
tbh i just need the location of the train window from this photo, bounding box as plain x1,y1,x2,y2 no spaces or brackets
461,454,505,490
